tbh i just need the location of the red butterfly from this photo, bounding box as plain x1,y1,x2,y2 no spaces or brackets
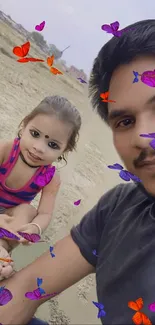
13,41,44,63
100,91,116,103
128,298,152,325
47,55,63,75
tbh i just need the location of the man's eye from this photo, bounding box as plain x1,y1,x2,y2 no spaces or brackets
116,118,134,128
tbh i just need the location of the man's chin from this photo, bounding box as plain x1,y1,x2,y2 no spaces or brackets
139,176,155,197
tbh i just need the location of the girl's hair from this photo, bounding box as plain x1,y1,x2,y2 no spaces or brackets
89,19,155,124
18,95,82,166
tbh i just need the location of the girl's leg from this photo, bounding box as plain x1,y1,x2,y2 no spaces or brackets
0,204,37,279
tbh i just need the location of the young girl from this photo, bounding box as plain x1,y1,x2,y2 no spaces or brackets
0,95,81,280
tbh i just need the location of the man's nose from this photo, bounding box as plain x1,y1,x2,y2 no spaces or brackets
131,123,154,150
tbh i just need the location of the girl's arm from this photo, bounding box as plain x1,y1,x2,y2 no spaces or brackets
0,235,95,325
30,172,61,234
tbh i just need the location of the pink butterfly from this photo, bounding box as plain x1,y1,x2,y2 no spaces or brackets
36,166,56,187
0,288,13,306
0,227,20,240
101,21,131,37
35,21,45,32
74,199,81,206
17,231,41,243
25,288,58,300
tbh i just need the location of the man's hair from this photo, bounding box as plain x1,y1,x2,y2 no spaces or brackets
89,19,155,124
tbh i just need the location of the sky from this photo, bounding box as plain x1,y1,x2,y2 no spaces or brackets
0,0,155,77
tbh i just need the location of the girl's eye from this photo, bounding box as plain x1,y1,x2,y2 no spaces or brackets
30,130,40,137
116,118,135,128
49,142,59,150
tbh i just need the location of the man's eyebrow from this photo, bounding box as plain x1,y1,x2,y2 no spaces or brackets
146,95,155,105
108,109,130,122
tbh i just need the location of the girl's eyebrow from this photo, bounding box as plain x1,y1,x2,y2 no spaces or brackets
31,126,62,144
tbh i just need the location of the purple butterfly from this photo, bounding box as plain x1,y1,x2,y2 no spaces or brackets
92,301,106,318
133,70,155,87
101,21,131,37
0,288,13,306
35,21,45,32
148,301,155,312
36,166,56,187
25,288,58,300
17,231,41,243
140,133,155,150
0,227,20,240
107,163,141,182
92,249,99,257
74,199,81,206
77,78,87,84
50,246,55,258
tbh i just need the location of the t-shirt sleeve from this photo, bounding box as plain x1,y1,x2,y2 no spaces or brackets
70,184,124,267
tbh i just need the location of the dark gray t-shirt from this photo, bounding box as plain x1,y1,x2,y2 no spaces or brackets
71,182,155,324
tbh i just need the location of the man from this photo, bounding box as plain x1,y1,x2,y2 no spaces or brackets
1,19,155,324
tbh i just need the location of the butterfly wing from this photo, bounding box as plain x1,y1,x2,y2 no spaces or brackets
25,289,41,300
0,288,13,306
92,301,104,309
74,199,81,206
47,55,54,67
128,300,140,311
101,24,113,33
37,278,43,287
127,172,141,182
110,21,119,31
50,246,55,257
141,313,152,325
133,71,139,83
0,227,20,240
119,170,131,181
107,163,123,170
113,30,123,37
150,139,155,150
29,233,41,243
38,287,46,295
35,21,45,31
140,133,155,138
39,292,59,299
98,309,106,318
132,312,143,325
50,67,63,75
13,42,30,57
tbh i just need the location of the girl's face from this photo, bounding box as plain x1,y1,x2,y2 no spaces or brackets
19,114,73,166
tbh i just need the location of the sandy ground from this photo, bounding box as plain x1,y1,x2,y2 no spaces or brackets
0,19,123,324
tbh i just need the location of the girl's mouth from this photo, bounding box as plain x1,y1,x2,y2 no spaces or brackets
28,151,42,161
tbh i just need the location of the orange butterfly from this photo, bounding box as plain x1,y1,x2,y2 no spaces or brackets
47,55,63,75
13,41,44,63
128,298,152,325
100,91,116,103
0,257,13,262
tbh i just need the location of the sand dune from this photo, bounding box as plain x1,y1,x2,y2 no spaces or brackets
0,19,123,324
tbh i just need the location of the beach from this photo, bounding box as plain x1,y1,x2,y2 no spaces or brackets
0,19,123,324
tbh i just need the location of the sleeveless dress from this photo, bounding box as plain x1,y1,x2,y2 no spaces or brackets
0,137,55,212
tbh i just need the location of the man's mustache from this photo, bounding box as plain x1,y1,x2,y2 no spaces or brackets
133,149,155,168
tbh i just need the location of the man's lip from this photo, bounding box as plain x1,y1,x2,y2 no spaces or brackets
138,159,155,167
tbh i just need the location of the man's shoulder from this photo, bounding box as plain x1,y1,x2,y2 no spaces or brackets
99,182,140,212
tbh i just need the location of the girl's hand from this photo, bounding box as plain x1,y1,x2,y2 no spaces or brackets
0,218,23,242
17,223,41,245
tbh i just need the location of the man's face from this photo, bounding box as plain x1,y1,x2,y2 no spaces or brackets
108,55,155,195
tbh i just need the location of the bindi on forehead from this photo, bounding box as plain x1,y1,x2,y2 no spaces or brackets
45,135,49,139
